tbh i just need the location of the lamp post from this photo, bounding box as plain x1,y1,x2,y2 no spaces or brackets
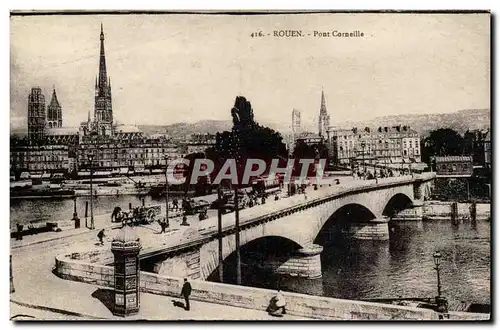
88,154,95,230
361,141,366,176
72,196,80,229
217,188,224,283
164,156,169,228
433,251,442,297
433,251,448,314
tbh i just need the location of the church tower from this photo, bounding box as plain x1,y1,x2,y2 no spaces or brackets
46,87,62,128
318,88,330,139
94,23,113,136
27,87,46,141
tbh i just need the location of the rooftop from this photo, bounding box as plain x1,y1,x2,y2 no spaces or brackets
46,127,78,136
435,156,473,163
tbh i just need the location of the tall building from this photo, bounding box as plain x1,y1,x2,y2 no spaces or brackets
27,87,46,141
318,89,330,139
46,87,62,128
94,23,113,136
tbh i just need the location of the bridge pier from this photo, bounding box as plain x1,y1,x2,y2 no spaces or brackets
348,218,390,240
271,244,323,279
413,182,425,207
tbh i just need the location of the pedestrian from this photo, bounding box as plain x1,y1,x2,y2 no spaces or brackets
97,229,106,245
181,278,192,311
173,198,178,210
274,194,279,201
274,289,286,315
16,223,23,241
159,219,166,233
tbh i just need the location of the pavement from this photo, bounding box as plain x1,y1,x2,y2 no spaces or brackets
10,224,309,320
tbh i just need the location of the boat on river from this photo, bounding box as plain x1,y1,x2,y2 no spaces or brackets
10,186,75,199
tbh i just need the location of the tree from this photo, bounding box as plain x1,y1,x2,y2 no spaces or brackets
463,129,488,165
210,96,288,179
421,128,464,164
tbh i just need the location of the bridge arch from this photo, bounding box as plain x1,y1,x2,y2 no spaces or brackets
314,203,378,246
381,193,414,218
200,234,305,280
205,235,303,283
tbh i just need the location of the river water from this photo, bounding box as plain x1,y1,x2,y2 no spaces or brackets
217,219,491,308
10,196,490,308
9,195,169,227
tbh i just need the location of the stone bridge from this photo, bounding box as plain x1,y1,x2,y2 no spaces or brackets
139,173,435,282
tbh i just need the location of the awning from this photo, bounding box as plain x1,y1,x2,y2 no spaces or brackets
41,173,51,179
151,169,164,174
94,171,112,176
78,171,91,177
52,173,65,179
119,168,129,174
30,174,42,179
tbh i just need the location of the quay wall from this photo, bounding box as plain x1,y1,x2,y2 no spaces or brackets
394,202,490,221
54,251,489,321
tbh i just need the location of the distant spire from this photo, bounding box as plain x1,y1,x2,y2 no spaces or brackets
95,77,97,89
320,88,326,113
88,109,91,122
98,23,107,95
49,87,59,107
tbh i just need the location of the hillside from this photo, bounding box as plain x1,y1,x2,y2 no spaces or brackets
336,109,490,137
10,108,490,139
138,108,490,139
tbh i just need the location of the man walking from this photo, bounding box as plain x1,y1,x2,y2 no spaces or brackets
181,278,192,311
97,229,106,245
159,219,167,234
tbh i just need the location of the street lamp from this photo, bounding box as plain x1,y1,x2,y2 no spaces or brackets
88,154,95,230
361,141,366,176
164,156,169,228
72,196,80,229
433,251,448,314
433,251,442,297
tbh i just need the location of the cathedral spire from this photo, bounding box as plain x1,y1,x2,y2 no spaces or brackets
50,87,59,106
320,87,326,114
98,23,107,95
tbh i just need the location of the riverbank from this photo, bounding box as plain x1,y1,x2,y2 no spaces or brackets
393,201,491,221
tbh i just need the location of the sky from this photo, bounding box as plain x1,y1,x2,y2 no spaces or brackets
10,13,490,131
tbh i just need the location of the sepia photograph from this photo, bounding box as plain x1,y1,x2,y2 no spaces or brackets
9,10,491,321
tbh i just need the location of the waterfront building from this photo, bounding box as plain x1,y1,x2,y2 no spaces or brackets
328,125,421,166
77,135,175,172
27,87,46,141
434,156,473,178
10,142,72,174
